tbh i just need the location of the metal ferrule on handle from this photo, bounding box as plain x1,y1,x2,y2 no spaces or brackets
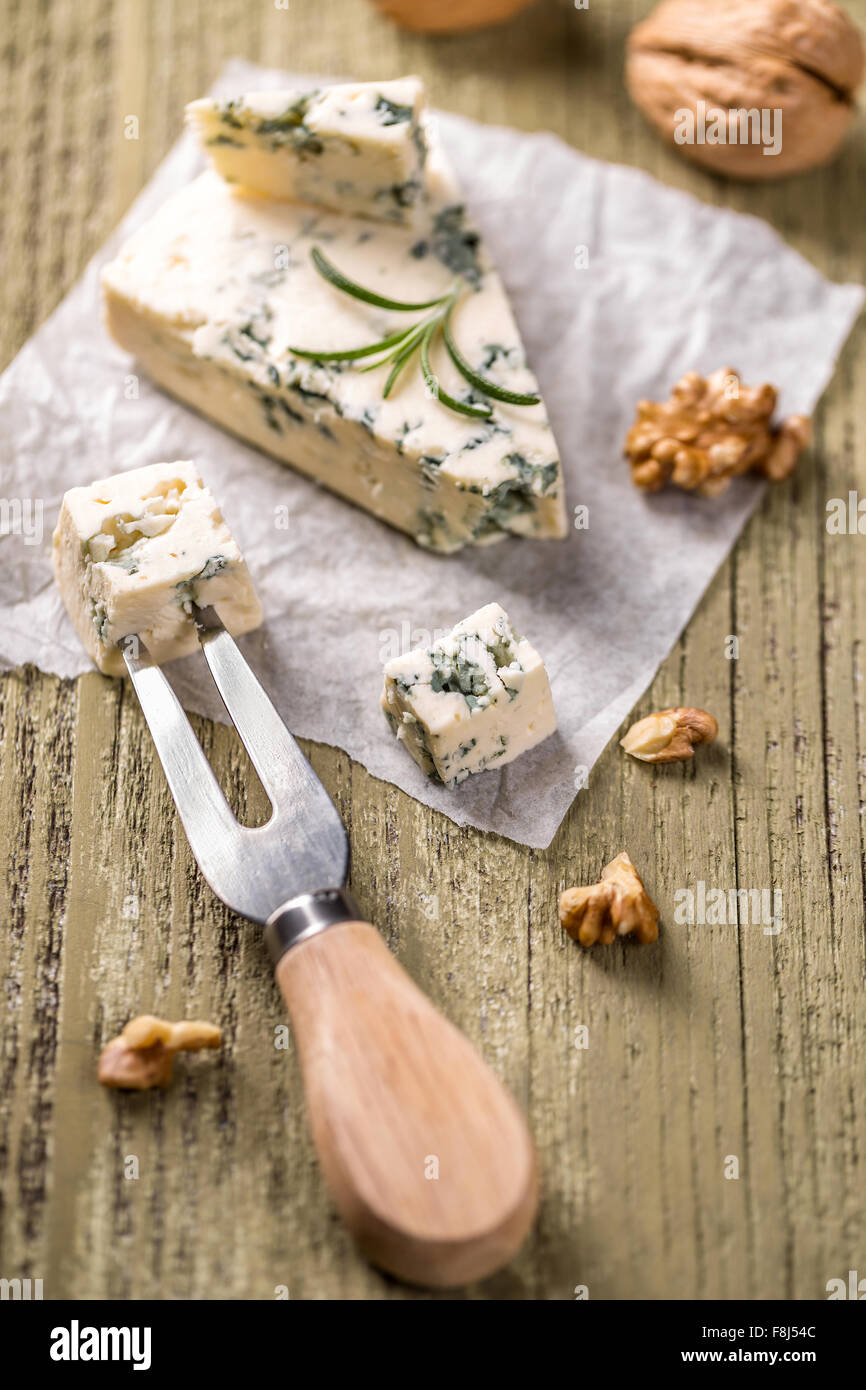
265,887,360,964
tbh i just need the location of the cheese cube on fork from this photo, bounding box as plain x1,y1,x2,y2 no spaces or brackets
52,461,262,676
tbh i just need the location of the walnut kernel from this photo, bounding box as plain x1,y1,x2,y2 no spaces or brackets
625,368,810,497
621,707,718,763
98,1014,222,1090
559,852,660,948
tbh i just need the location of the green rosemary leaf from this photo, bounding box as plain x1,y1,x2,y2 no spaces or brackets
358,323,424,375
434,385,493,420
359,304,445,375
381,324,429,396
443,306,540,406
383,354,411,399
357,349,401,374
420,322,492,420
287,326,413,362
311,246,450,311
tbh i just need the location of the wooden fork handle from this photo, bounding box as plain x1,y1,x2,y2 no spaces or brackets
275,920,538,1288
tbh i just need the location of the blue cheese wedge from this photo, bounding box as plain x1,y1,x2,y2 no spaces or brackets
102,82,566,555
102,182,566,552
52,461,262,676
381,603,556,786
186,77,428,225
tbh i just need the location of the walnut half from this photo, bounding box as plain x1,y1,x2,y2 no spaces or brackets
98,1014,222,1091
621,707,718,763
625,368,810,497
559,852,660,948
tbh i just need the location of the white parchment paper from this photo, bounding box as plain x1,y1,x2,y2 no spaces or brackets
0,61,862,847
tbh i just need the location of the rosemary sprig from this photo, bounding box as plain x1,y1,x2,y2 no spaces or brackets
287,246,541,421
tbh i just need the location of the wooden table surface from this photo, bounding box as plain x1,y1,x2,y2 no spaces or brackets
1,0,864,1301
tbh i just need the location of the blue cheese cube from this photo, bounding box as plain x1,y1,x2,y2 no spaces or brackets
52,461,262,676
186,77,428,225
382,603,556,786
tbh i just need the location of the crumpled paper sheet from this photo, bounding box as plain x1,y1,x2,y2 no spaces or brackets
0,60,862,848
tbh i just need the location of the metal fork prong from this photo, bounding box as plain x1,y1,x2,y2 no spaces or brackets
124,618,349,924
122,635,241,877
192,606,336,816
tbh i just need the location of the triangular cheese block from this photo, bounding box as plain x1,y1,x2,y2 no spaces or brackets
102,80,567,553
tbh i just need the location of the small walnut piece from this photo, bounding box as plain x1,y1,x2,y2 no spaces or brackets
621,707,718,763
625,368,810,497
97,1038,176,1090
98,1014,222,1091
559,852,660,948
626,0,865,180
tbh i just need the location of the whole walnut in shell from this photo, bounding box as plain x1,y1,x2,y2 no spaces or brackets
626,0,865,179
371,0,535,33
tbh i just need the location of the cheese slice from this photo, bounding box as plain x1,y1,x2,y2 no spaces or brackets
102,86,567,554
186,77,429,225
381,603,556,786
52,461,262,676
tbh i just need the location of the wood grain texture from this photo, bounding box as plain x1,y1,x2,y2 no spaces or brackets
0,0,864,1300
276,920,537,1286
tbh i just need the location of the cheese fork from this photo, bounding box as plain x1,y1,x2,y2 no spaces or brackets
122,605,537,1287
